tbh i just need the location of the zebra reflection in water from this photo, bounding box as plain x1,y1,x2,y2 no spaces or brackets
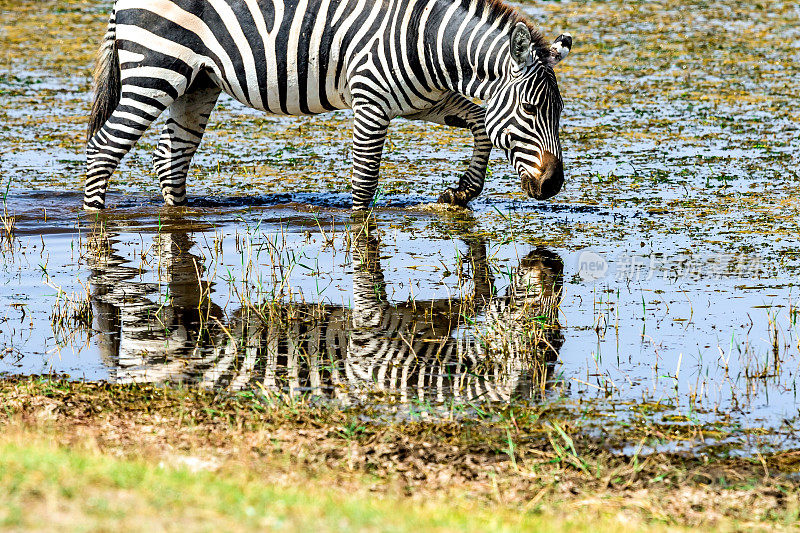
88,222,564,405
90,230,227,386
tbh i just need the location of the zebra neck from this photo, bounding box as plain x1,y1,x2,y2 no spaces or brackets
423,0,514,101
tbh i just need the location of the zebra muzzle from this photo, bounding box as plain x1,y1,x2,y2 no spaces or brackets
520,152,564,201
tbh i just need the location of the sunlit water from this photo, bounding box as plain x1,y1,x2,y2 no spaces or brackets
1,193,798,450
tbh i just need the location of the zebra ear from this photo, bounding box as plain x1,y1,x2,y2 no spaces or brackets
510,22,532,67
548,33,572,66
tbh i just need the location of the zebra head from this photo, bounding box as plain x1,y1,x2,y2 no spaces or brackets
485,23,572,201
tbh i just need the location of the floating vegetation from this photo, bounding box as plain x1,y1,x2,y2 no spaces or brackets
45,276,93,346
1,178,15,242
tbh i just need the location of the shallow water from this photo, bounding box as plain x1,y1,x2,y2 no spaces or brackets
1,193,799,449
1,0,800,451
2,195,563,405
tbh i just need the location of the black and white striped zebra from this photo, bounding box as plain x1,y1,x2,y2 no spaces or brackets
87,223,563,404
85,0,572,210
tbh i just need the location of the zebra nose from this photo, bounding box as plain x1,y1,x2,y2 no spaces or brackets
521,152,564,200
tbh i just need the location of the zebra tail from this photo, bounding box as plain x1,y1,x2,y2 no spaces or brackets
87,12,120,142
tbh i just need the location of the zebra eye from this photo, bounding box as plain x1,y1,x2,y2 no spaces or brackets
521,102,537,115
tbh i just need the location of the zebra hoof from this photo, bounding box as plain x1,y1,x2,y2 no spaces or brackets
164,199,188,207
437,189,470,207
83,201,105,211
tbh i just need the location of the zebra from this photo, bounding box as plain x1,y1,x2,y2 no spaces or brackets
84,0,573,210
86,220,564,405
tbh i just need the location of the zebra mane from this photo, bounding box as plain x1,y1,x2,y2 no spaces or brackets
467,0,549,53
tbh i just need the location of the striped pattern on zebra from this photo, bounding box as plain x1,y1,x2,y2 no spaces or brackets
85,0,572,210
87,224,564,405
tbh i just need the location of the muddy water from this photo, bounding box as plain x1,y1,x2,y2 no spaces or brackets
1,0,800,450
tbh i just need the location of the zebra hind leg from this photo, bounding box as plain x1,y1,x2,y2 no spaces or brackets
153,80,221,206
86,87,180,210
406,94,491,207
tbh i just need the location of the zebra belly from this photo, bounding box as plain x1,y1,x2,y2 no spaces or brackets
205,70,352,115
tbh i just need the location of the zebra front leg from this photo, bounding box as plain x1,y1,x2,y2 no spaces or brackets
351,102,391,210
407,94,491,207
439,111,491,207
153,84,221,206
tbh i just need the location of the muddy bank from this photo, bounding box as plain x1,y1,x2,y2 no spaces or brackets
2,377,799,528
